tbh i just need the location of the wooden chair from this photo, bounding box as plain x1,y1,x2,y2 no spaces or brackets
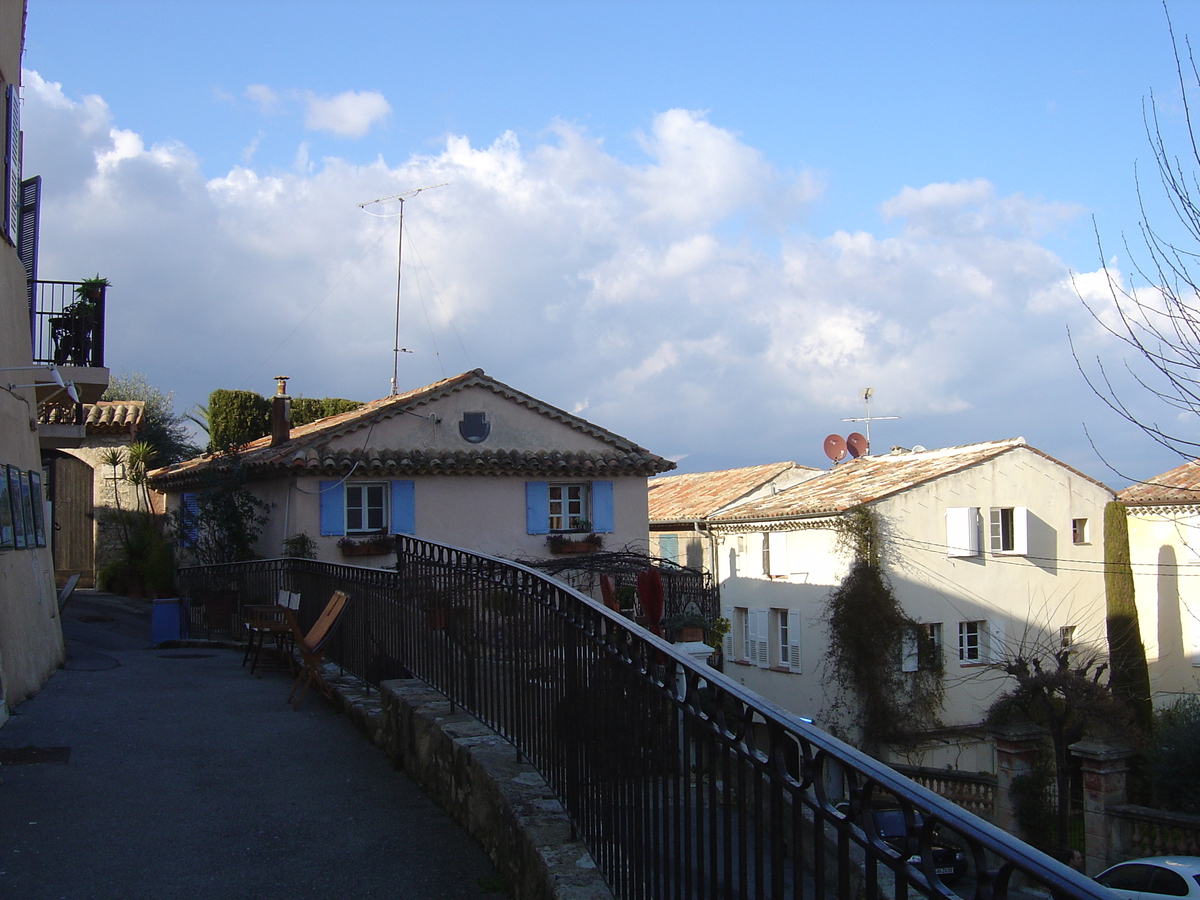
285,590,350,710
242,590,301,674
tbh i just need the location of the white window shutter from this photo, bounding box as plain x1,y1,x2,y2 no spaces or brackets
901,628,919,672
722,607,735,660
750,609,769,668
1012,507,1029,556
787,610,802,672
768,531,788,578
988,620,1007,664
946,507,979,557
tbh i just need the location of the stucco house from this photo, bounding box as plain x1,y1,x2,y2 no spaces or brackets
689,438,1114,771
1118,460,1200,701
148,369,675,564
648,461,820,571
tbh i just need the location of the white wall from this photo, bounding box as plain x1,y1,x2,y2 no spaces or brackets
716,447,1114,766
1126,508,1200,699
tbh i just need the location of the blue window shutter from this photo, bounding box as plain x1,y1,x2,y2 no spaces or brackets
319,481,345,536
592,481,614,533
390,480,415,535
659,533,678,564
525,482,549,535
181,492,199,547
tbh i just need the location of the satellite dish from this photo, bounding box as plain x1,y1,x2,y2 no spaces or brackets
823,434,847,462
846,432,869,459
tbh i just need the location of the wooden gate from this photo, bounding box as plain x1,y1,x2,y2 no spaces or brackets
50,453,94,587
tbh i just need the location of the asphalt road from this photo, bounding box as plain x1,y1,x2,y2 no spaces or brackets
0,590,504,900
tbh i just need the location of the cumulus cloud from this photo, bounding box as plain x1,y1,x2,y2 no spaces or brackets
303,90,390,138
19,76,1145,478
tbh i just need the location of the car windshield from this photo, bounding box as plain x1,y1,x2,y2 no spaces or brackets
874,809,924,839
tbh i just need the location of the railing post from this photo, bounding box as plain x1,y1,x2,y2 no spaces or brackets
1071,739,1135,875
991,723,1048,841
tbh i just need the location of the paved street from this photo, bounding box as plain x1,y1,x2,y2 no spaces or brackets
0,590,503,900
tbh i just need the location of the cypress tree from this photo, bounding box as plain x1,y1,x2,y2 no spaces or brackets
1103,500,1153,734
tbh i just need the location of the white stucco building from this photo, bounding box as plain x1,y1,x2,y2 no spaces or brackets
687,439,1115,771
149,369,675,564
1119,460,1200,701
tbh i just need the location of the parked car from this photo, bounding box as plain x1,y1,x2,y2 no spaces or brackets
1096,857,1200,900
838,803,968,884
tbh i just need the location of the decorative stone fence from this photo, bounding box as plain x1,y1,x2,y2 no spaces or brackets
891,764,996,821
1108,805,1200,860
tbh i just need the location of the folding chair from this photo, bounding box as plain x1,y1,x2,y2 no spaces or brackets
285,590,350,710
242,590,301,674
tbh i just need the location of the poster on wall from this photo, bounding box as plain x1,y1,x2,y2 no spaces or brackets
0,465,13,549
19,471,35,550
29,470,46,548
8,465,27,549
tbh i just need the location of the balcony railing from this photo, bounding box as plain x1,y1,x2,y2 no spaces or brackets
178,537,1109,900
29,280,106,368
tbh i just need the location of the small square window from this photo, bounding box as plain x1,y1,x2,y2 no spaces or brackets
548,483,589,532
1072,518,1089,545
1060,625,1076,649
346,483,388,534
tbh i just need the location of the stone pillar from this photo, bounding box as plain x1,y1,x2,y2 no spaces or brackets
991,723,1048,839
1071,739,1134,876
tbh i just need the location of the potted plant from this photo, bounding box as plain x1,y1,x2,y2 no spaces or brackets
662,612,708,643
51,275,109,365
546,520,604,554
337,534,394,556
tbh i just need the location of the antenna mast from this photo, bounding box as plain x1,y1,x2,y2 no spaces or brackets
358,182,448,395
842,387,899,453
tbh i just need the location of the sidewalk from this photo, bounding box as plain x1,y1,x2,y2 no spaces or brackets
0,590,503,900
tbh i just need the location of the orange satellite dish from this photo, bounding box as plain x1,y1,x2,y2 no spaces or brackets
846,432,869,458
824,434,847,462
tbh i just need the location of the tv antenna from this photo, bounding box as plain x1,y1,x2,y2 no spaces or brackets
841,387,898,455
359,182,448,395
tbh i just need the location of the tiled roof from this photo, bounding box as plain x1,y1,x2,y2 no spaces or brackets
147,369,674,490
709,438,1103,523
37,400,145,431
648,462,809,522
85,401,145,433
1118,459,1200,506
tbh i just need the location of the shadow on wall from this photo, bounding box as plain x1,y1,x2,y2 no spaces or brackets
1027,512,1057,575
1158,544,1185,666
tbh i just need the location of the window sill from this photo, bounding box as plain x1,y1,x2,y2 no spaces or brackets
959,661,989,668
769,665,799,674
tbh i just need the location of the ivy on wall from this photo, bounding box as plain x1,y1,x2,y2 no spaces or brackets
821,506,944,755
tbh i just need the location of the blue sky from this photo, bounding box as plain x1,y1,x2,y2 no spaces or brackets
18,1,1200,484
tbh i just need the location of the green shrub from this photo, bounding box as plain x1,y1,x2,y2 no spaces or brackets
1149,695,1200,813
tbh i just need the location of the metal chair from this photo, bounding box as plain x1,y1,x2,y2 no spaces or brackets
285,591,350,710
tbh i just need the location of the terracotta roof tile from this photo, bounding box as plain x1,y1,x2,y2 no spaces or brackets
648,462,812,521
708,439,1101,522
1118,459,1200,506
148,369,674,490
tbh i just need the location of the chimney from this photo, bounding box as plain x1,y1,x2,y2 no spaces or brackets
271,375,291,446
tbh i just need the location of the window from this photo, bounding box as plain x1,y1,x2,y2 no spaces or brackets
946,507,981,557
959,620,1004,664
773,608,802,672
904,622,943,672
761,532,771,576
989,507,1028,555
1060,625,1076,649
525,481,614,534
1072,518,1089,545
319,480,415,536
959,621,983,662
549,483,587,531
747,609,769,668
346,483,387,533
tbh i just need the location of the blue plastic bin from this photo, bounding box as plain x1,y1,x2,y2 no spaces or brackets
151,598,186,644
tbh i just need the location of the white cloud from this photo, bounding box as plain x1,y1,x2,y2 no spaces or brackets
19,77,1146,479
244,84,279,113
303,90,390,138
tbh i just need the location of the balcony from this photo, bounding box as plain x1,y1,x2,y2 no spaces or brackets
29,279,110,403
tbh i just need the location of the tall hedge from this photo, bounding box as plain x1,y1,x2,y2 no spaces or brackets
207,389,270,451
1103,500,1153,734
207,390,362,451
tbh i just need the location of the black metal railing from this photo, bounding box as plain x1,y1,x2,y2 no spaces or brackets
177,539,1109,900
30,280,106,368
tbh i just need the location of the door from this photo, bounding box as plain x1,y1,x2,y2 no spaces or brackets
50,453,95,587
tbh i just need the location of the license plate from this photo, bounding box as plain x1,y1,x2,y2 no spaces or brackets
935,868,955,876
